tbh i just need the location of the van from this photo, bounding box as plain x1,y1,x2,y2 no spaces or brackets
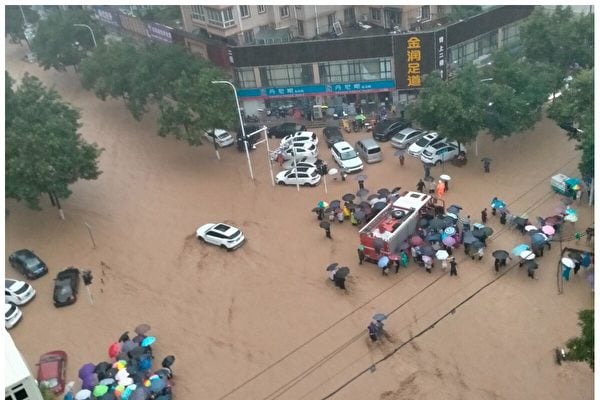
355,138,383,163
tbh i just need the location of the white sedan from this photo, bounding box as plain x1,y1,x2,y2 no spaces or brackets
196,223,245,250
204,129,234,147
273,142,319,161
282,156,318,169
276,167,322,186
5,279,36,305
5,303,22,329
280,131,318,147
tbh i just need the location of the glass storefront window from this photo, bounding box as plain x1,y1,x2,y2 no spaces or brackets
318,58,392,83
259,64,314,87
448,30,498,68
235,67,257,88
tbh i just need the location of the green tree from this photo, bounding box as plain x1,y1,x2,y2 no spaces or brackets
31,8,105,71
137,6,182,26
5,73,103,210
566,309,594,370
5,5,39,42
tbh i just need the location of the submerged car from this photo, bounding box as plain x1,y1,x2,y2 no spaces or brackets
204,129,234,147
196,223,245,250
9,249,48,280
37,350,68,395
275,167,321,187
323,126,344,148
53,268,80,307
5,279,36,305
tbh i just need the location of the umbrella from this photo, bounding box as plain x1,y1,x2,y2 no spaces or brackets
490,198,506,209
442,236,456,247
524,260,538,269
436,250,449,260
377,256,390,268
373,313,387,322
472,229,488,240
519,250,536,260
134,324,151,336
544,215,562,225
492,250,509,260
513,245,531,258
328,168,339,176
542,225,555,235
79,363,96,380
531,233,548,246
421,246,435,256
446,205,461,214
463,232,478,244
440,174,451,181
512,216,528,226
329,200,341,209
356,188,369,198
161,356,175,369
108,343,121,359
99,378,115,386
326,263,339,271
93,385,109,397
422,255,433,264
429,218,447,231
150,377,167,393
342,193,355,202
121,340,137,354
426,233,441,242
131,387,148,400
409,235,424,246
319,221,330,229
481,227,493,236
561,258,575,269
98,393,116,400
75,389,92,400
372,202,387,214
334,266,350,279
115,369,129,381
445,212,458,220
524,225,538,232
377,188,390,196
367,194,380,201
471,240,485,250
565,177,581,186
355,174,367,181
444,226,456,235
355,114,366,121
354,209,366,220
419,219,430,228
564,214,578,222
141,336,156,347
388,253,399,261
119,331,130,343
95,362,111,374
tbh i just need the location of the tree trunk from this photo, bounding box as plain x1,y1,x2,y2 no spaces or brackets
52,191,65,220
48,192,56,206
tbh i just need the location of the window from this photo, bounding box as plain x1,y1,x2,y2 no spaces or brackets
328,13,336,30
448,30,499,68
191,5,205,21
243,29,254,44
370,8,381,21
235,67,257,88
279,6,289,18
258,5,266,14
297,20,304,36
259,24,269,31
318,58,392,83
239,5,250,18
206,7,235,28
259,64,314,87
420,6,430,21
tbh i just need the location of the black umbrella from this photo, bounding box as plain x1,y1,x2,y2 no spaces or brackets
471,240,486,250
354,209,366,220
463,231,478,244
372,202,387,214
367,194,380,201
119,331,130,343
481,157,492,162
568,252,583,262
361,204,372,215
429,218,447,231
342,193,355,202
426,233,441,242
472,229,487,239
329,200,341,209
527,229,542,236
346,203,356,211
447,205,461,215
524,260,538,270
492,250,509,260
513,217,528,227
421,246,435,256
311,207,321,213
319,221,330,229
355,174,368,181
95,362,111,375
358,201,370,209
377,188,390,196
162,355,175,368
391,186,402,193
450,204,463,210
334,266,350,279
135,324,151,335
326,263,339,271
356,188,370,198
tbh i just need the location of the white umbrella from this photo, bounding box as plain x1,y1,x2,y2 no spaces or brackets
561,257,575,269
75,389,92,400
564,214,578,222
445,212,458,220
440,174,451,181
519,250,536,260
524,225,538,232
328,168,339,176
435,250,449,260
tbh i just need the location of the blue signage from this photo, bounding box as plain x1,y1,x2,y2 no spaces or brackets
237,80,396,99
93,6,121,28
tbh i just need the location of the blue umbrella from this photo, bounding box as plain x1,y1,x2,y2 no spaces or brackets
377,256,390,268
491,198,506,209
565,207,577,216
565,177,581,187
140,336,156,347
531,233,548,246
372,313,387,322
149,377,166,393
426,233,441,242
444,226,456,235
512,244,530,256
138,356,152,371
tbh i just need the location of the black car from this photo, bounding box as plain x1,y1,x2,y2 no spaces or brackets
53,267,80,307
236,124,261,152
323,126,344,148
9,249,48,280
372,118,410,142
267,122,306,138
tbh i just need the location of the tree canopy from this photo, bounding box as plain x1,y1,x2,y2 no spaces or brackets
80,40,236,145
5,5,39,41
31,8,105,71
566,309,594,370
5,73,103,210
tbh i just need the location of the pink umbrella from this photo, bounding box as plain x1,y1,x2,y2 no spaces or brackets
542,225,555,235
442,236,456,246
409,235,424,246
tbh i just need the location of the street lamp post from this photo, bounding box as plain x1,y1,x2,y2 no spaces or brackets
73,24,97,48
211,80,254,181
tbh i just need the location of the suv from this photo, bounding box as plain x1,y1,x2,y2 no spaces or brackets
408,132,444,157
204,129,234,147
391,128,427,149
323,126,344,148
372,119,409,141
420,141,460,165
331,141,363,173
236,124,261,151
267,122,306,138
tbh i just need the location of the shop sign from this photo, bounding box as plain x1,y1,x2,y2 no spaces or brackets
435,29,447,80
146,22,173,43
406,36,422,88
93,6,121,28
237,80,396,99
